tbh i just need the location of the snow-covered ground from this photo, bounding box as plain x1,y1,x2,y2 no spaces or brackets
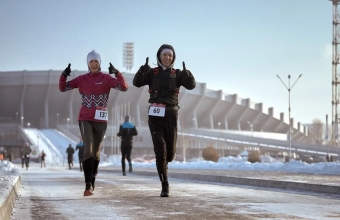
23,128,78,164
2,154,340,198
103,154,340,175
2,153,340,215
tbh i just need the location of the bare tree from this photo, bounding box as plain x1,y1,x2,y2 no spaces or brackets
309,118,324,145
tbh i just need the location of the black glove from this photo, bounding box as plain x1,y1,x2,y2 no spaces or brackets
181,61,193,78
139,57,151,74
62,63,71,77
108,62,119,75
181,62,188,75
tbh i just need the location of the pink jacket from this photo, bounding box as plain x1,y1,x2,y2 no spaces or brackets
59,72,128,122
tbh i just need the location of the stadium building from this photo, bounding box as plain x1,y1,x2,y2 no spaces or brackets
1,70,331,162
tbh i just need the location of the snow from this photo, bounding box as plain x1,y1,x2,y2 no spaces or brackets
2,128,340,216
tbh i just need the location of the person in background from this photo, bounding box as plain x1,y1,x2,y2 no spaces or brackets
40,150,46,168
133,44,196,197
2,149,7,161
117,115,138,176
76,140,84,172
66,144,75,170
59,50,128,196
23,143,32,170
20,148,25,168
7,150,13,162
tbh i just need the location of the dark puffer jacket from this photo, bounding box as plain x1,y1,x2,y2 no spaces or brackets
133,44,196,114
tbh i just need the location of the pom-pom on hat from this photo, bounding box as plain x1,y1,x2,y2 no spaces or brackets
87,50,101,65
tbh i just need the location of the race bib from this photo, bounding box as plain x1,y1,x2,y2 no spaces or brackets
148,106,165,117
94,109,108,121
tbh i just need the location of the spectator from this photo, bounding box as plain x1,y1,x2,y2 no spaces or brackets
40,150,46,168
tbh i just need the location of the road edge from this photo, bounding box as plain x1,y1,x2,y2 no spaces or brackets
0,175,21,220
103,169,340,195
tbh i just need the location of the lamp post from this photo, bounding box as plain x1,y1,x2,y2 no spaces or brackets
16,112,18,124
192,118,196,128
37,134,40,150
181,117,186,163
103,135,106,156
247,121,254,137
67,118,70,130
21,116,24,127
27,122,30,136
56,113,59,126
218,122,222,156
277,74,302,161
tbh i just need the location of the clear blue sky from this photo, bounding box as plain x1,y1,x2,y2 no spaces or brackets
0,0,334,124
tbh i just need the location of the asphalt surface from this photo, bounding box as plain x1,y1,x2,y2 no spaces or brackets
100,166,340,194
3,164,340,220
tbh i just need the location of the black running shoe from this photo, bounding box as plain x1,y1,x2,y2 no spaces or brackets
91,178,95,191
160,185,169,197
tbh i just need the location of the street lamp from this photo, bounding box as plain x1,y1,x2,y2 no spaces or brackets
277,74,302,161
56,113,59,126
16,112,18,124
192,118,196,128
37,134,40,149
67,118,70,130
21,116,24,127
103,135,106,156
27,122,30,136
247,121,254,136
217,122,222,156
181,117,186,162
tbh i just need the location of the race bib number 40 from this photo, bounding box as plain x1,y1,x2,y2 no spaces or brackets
94,109,108,121
148,106,165,117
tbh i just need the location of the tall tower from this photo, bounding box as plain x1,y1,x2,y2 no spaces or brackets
123,42,134,73
330,0,340,145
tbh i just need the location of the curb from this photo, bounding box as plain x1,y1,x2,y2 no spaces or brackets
0,176,21,220
105,169,340,195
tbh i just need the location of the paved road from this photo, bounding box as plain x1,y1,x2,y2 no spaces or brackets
10,164,340,220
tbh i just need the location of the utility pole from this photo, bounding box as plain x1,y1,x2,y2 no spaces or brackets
277,74,302,160
329,0,340,145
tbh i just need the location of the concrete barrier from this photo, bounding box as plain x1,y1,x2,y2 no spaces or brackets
0,176,21,220
101,169,340,195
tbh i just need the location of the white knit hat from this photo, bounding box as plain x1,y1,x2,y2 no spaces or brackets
87,50,101,65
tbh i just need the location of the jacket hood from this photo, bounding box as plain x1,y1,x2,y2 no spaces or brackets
156,44,176,69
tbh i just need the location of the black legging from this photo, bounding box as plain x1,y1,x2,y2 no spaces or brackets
79,120,107,184
24,156,30,168
148,114,178,183
121,141,132,173
79,157,83,171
